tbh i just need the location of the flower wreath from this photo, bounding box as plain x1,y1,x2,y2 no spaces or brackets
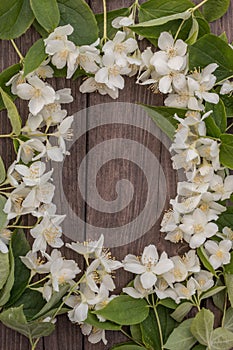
0,0,233,349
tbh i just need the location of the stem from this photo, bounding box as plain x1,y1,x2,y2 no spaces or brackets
10,40,24,61
226,122,233,131
0,133,14,138
7,224,34,229
221,292,228,327
28,275,50,288
102,0,107,43
51,275,85,321
191,0,209,12
121,329,144,347
192,295,201,311
152,295,164,349
31,338,40,350
174,18,186,41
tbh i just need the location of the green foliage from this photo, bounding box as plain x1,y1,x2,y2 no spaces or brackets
12,289,46,320
0,251,10,291
186,17,199,45
111,344,146,350
171,302,193,322
0,63,21,111
57,0,99,45
189,34,233,83
202,0,231,22
205,99,227,137
220,94,233,118
0,0,34,39
85,312,121,331
130,324,143,343
141,105,187,139
223,307,233,332
0,305,55,339
6,230,30,307
0,88,21,136
211,327,233,350
220,134,233,169
197,246,216,276
190,308,214,346
225,274,233,308
0,195,7,230
96,8,130,39
199,286,226,301
0,157,6,184
23,39,47,76
217,206,233,231
0,245,14,307
30,0,60,33
164,319,196,350
94,295,149,325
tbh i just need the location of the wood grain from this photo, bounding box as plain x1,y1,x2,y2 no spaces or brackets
0,0,232,349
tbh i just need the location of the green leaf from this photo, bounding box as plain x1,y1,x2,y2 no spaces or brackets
140,309,161,349
205,98,227,137
200,286,226,301
189,34,233,83
219,32,229,43
190,308,214,346
33,19,48,38
225,274,233,307
0,157,6,184
197,246,216,276
212,282,226,312
202,0,231,22
30,0,60,33
224,252,233,274
0,251,9,290
155,305,178,344
217,206,233,231
220,94,233,118
220,134,233,169
142,105,187,139
23,39,47,76
210,327,233,350
57,0,98,45
0,244,14,306
0,88,21,135
0,305,55,339
6,230,30,307
130,324,142,343
94,295,149,326
192,346,206,350
159,298,177,310
0,195,8,230
223,307,233,332
0,63,21,111
171,302,193,322
0,0,34,39
132,10,191,28
186,17,199,45
96,7,130,40
164,319,196,350
12,288,46,320
32,284,69,320
111,344,146,350
85,312,121,331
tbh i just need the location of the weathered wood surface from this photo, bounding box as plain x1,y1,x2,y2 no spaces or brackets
0,0,232,349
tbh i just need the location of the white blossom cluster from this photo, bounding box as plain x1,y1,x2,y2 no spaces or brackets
43,23,141,99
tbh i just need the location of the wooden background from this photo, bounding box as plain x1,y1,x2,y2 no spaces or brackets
0,0,232,349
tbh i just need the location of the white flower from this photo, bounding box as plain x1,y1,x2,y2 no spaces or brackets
180,208,218,248
205,239,232,269
188,63,219,105
44,24,74,50
52,115,74,153
123,275,153,299
123,245,174,289
17,139,46,164
81,323,107,345
4,185,35,220
95,54,130,91
220,80,233,95
31,215,65,252
209,174,233,201
66,235,104,261
182,250,200,273
112,16,134,28
103,31,138,67
174,278,196,302
49,250,80,292
67,40,101,78
137,47,158,85
34,58,54,79
6,71,26,95
222,226,233,240
14,161,51,186
0,228,11,253
80,77,119,99
20,250,50,274
162,256,188,285
17,76,56,115
156,32,187,70
193,270,214,293
196,138,220,170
